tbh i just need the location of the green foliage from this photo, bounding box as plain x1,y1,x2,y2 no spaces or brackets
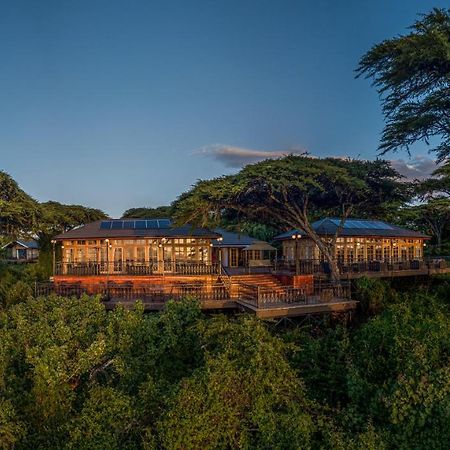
159,316,317,449
348,295,450,448
354,277,396,316
0,171,41,237
357,8,450,161
121,206,173,219
0,286,449,448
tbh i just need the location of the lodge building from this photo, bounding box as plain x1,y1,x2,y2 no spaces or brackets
274,218,429,266
44,216,446,318
54,219,219,276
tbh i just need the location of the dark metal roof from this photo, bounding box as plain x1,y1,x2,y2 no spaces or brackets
273,218,430,240
212,228,258,247
1,240,39,249
54,219,221,240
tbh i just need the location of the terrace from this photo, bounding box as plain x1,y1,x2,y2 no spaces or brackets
36,278,356,319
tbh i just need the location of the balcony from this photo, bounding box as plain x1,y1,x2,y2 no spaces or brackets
55,260,220,276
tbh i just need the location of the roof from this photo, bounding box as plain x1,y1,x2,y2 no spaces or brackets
243,241,276,252
212,228,258,247
1,240,39,250
54,219,221,241
273,218,430,240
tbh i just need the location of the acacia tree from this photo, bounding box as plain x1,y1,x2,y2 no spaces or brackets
0,171,41,238
357,8,450,161
174,156,406,284
398,198,450,252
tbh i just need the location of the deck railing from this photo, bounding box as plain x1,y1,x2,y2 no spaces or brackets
235,281,351,309
276,258,449,275
36,281,229,303
55,261,220,276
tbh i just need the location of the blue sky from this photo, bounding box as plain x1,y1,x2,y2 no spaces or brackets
0,0,447,217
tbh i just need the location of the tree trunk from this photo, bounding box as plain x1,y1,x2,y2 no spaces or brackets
310,237,342,296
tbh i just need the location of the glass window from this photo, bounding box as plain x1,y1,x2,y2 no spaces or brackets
347,247,354,263
137,247,145,262
125,248,134,262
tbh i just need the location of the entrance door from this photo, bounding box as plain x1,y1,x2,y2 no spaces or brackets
114,248,123,273
229,248,239,267
162,245,173,272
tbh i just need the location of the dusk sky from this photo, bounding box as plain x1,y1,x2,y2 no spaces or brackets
1,0,447,217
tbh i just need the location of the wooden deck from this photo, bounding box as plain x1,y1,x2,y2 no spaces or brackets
103,296,357,318
38,275,356,319
236,299,358,319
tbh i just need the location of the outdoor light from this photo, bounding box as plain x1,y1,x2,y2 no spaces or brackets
51,240,56,244
61,245,64,249
217,236,223,242
291,233,301,239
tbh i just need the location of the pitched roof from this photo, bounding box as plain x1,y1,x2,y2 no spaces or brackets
212,228,257,247
1,240,39,250
273,218,430,240
53,219,220,240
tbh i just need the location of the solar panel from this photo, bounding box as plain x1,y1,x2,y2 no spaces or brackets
145,219,158,229
158,219,171,228
329,219,395,230
99,218,173,231
135,220,147,229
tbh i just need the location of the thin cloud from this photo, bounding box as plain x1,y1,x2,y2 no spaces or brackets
390,156,439,180
196,144,307,168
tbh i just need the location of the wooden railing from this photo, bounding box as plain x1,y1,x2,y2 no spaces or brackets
35,279,352,309
276,258,449,275
55,261,220,276
35,282,229,303
235,281,351,309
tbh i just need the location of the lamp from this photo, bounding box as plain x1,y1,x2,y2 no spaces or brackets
291,232,301,275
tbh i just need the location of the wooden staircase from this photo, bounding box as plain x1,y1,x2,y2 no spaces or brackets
227,274,286,293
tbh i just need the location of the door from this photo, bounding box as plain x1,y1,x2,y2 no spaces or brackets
229,248,239,267
114,248,123,273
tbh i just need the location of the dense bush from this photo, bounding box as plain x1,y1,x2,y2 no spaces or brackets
0,279,449,449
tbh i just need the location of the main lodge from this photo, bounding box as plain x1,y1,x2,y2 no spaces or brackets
45,217,447,318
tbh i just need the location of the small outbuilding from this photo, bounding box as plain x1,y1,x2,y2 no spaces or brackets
1,240,39,261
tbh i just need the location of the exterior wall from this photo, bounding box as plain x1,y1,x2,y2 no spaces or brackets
60,237,213,266
5,245,39,260
281,237,425,262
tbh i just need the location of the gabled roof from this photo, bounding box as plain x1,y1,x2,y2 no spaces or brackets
1,240,39,250
212,228,257,247
212,228,275,250
53,219,220,241
273,218,430,240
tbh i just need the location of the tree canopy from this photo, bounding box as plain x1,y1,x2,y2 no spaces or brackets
1,278,450,449
174,156,407,282
357,8,450,161
0,171,41,238
121,206,173,219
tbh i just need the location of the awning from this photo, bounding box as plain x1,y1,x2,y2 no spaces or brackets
243,241,276,252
